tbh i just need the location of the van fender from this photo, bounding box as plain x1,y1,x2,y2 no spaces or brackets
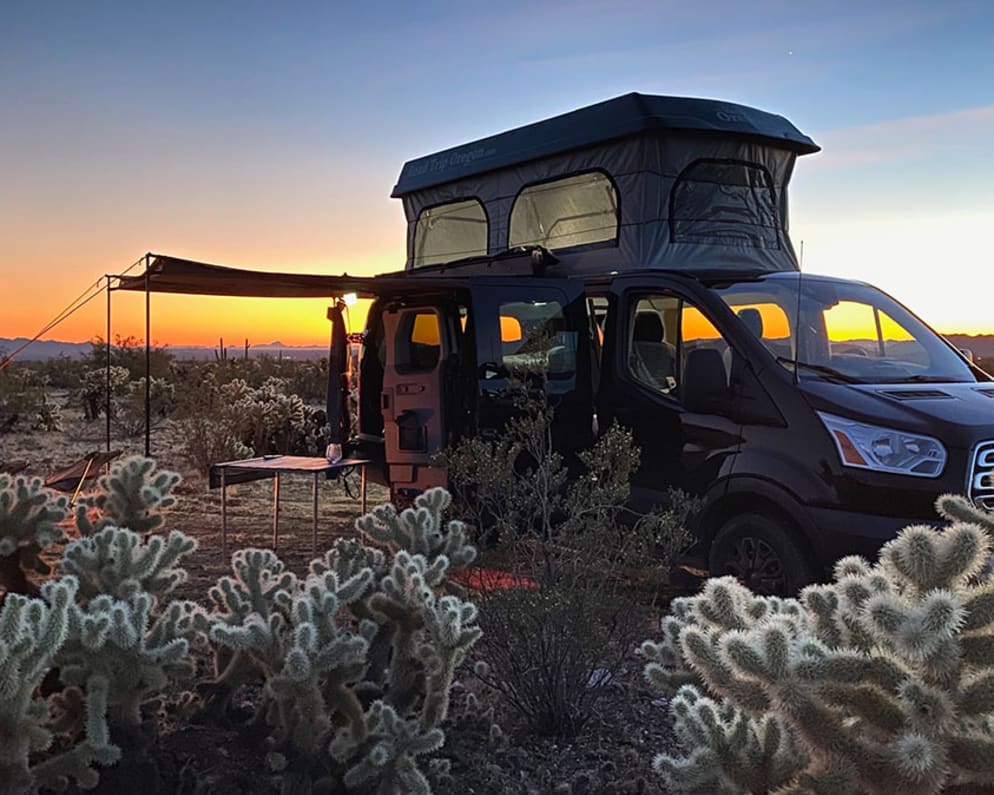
695,473,827,573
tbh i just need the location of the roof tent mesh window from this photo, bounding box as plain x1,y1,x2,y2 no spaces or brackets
670,159,781,250
413,198,488,267
509,171,619,251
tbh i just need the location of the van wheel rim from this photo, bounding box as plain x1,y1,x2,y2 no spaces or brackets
726,536,786,595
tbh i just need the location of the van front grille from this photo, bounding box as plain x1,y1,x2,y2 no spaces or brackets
968,441,994,511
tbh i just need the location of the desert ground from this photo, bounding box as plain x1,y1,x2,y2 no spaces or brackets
1,392,676,794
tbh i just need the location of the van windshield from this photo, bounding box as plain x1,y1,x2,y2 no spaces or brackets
712,274,978,385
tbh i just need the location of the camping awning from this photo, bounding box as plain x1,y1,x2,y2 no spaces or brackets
112,253,471,299
113,254,382,298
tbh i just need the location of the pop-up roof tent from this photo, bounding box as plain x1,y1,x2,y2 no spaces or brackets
392,93,820,275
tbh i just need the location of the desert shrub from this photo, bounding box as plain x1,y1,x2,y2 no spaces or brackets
206,488,480,793
174,373,328,474
208,355,329,403
84,335,174,381
80,365,129,421
80,366,175,436
642,494,994,795
439,390,698,736
0,365,62,433
35,354,88,390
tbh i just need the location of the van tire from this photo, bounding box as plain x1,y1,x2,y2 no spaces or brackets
709,512,816,596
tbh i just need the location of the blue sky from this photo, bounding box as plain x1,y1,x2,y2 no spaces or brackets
1,0,992,342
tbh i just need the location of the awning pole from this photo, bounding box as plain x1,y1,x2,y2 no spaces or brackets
105,275,111,454
144,253,151,458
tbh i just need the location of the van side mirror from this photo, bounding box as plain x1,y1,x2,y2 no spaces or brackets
683,348,731,412
961,348,975,363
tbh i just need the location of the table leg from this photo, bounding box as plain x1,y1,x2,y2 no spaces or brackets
360,464,367,515
221,469,228,558
273,472,280,551
312,471,319,557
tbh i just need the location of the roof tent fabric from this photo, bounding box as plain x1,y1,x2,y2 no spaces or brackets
392,93,818,196
391,93,820,275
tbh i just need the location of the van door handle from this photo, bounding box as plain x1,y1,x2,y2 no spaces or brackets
479,361,505,380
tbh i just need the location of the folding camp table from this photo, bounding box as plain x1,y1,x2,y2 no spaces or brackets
209,455,369,556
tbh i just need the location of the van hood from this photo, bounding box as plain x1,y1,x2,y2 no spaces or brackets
799,381,994,443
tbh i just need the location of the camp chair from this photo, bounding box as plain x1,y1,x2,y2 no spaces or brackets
0,459,29,476
45,450,122,506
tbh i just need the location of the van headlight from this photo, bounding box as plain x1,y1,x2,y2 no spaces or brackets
817,412,947,477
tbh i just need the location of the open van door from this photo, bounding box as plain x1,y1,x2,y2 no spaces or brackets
380,301,463,496
469,279,596,458
332,273,594,498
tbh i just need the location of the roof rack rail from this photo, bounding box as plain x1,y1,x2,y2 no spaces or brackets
399,246,559,279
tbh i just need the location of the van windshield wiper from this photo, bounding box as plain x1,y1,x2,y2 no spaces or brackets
775,356,861,384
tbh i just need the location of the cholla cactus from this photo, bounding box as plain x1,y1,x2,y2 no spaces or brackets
644,495,994,794
936,492,994,533
61,525,197,601
330,700,445,794
209,549,374,757
0,577,120,795
0,474,68,597
57,590,207,730
207,489,482,793
356,488,477,576
75,455,180,536
51,526,205,770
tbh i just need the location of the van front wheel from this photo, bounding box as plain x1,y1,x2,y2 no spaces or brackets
709,512,816,596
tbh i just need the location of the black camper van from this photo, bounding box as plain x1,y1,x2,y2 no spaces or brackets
325,93,994,594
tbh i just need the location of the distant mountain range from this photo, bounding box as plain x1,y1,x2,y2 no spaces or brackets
0,337,329,361
2,334,993,363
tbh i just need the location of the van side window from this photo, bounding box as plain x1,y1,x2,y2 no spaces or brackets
628,296,680,393
499,299,577,393
627,295,731,395
413,199,488,268
509,171,618,251
396,311,442,372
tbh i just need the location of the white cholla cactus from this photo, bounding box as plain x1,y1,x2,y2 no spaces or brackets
0,474,68,597
210,549,375,756
57,590,207,731
356,487,478,574
61,525,197,601
331,700,445,795
206,489,482,794
75,455,180,536
643,494,994,794
0,577,120,795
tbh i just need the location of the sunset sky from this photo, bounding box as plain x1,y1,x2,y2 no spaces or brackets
2,1,992,348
